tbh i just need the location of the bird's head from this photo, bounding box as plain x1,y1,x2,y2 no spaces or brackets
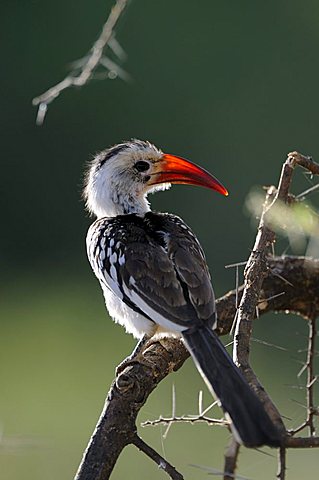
84,139,228,218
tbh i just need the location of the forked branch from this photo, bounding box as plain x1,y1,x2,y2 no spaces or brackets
74,253,319,480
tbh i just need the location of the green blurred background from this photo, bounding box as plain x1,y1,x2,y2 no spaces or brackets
1,0,319,478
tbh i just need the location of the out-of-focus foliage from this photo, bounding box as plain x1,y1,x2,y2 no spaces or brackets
1,1,318,478
246,190,319,254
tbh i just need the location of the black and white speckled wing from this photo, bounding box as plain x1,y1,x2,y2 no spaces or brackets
87,212,216,333
151,213,216,325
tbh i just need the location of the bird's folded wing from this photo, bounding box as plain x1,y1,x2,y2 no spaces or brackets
96,215,216,330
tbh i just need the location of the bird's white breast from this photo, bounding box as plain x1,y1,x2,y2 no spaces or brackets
87,222,155,339
100,284,155,339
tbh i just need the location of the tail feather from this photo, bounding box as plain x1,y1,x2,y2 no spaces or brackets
182,325,282,448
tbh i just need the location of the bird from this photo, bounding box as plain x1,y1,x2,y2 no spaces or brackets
84,139,281,448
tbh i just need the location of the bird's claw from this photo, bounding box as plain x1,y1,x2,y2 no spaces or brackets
116,354,155,377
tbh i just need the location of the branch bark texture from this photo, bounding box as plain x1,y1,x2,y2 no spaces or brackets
74,255,319,480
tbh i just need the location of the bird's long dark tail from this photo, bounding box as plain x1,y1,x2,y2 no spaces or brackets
182,325,282,448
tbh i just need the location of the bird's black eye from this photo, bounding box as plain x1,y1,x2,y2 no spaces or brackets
134,160,150,172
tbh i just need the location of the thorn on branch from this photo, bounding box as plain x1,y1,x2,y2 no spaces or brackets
251,337,288,352
306,316,317,436
162,384,176,439
141,388,227,431
233,152,319,440
296,182,319,200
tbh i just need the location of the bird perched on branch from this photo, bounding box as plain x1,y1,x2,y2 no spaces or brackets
84,139,281,448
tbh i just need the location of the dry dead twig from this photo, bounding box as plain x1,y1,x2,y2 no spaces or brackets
33,0,130,125
132,435,184,480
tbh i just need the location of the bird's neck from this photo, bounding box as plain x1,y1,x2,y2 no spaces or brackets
86,166,152,218
93,189,151,218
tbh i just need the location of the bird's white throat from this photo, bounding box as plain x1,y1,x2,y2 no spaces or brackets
85,162,151,218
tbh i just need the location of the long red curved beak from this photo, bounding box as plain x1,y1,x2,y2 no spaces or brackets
150,154,228,196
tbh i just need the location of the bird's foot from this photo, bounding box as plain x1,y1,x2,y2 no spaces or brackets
116,335,154,376
115,350,159,394
116,354,145,377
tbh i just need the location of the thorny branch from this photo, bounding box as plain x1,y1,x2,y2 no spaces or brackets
142,415,227,429
306,316,317,436
230,151,319,479
289,314,318,437
32,0,130,125
74,255,319,480
141,389,226,431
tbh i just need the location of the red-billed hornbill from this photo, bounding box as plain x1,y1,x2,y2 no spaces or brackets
84,139,281,448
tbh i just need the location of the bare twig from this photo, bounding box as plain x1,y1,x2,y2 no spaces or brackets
33,0,130,124
290,315,318,436
132,435,184,480
223,437,240,480
190,463,251,480
251,337,288,352
271,272,294,288
296,182,319,200
162,383,176,439
142,415,227,428
276,447,286,480
142,390,226,432
257,291,286,305
288,420,308,436
306,316,317,436
225,261,247,269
